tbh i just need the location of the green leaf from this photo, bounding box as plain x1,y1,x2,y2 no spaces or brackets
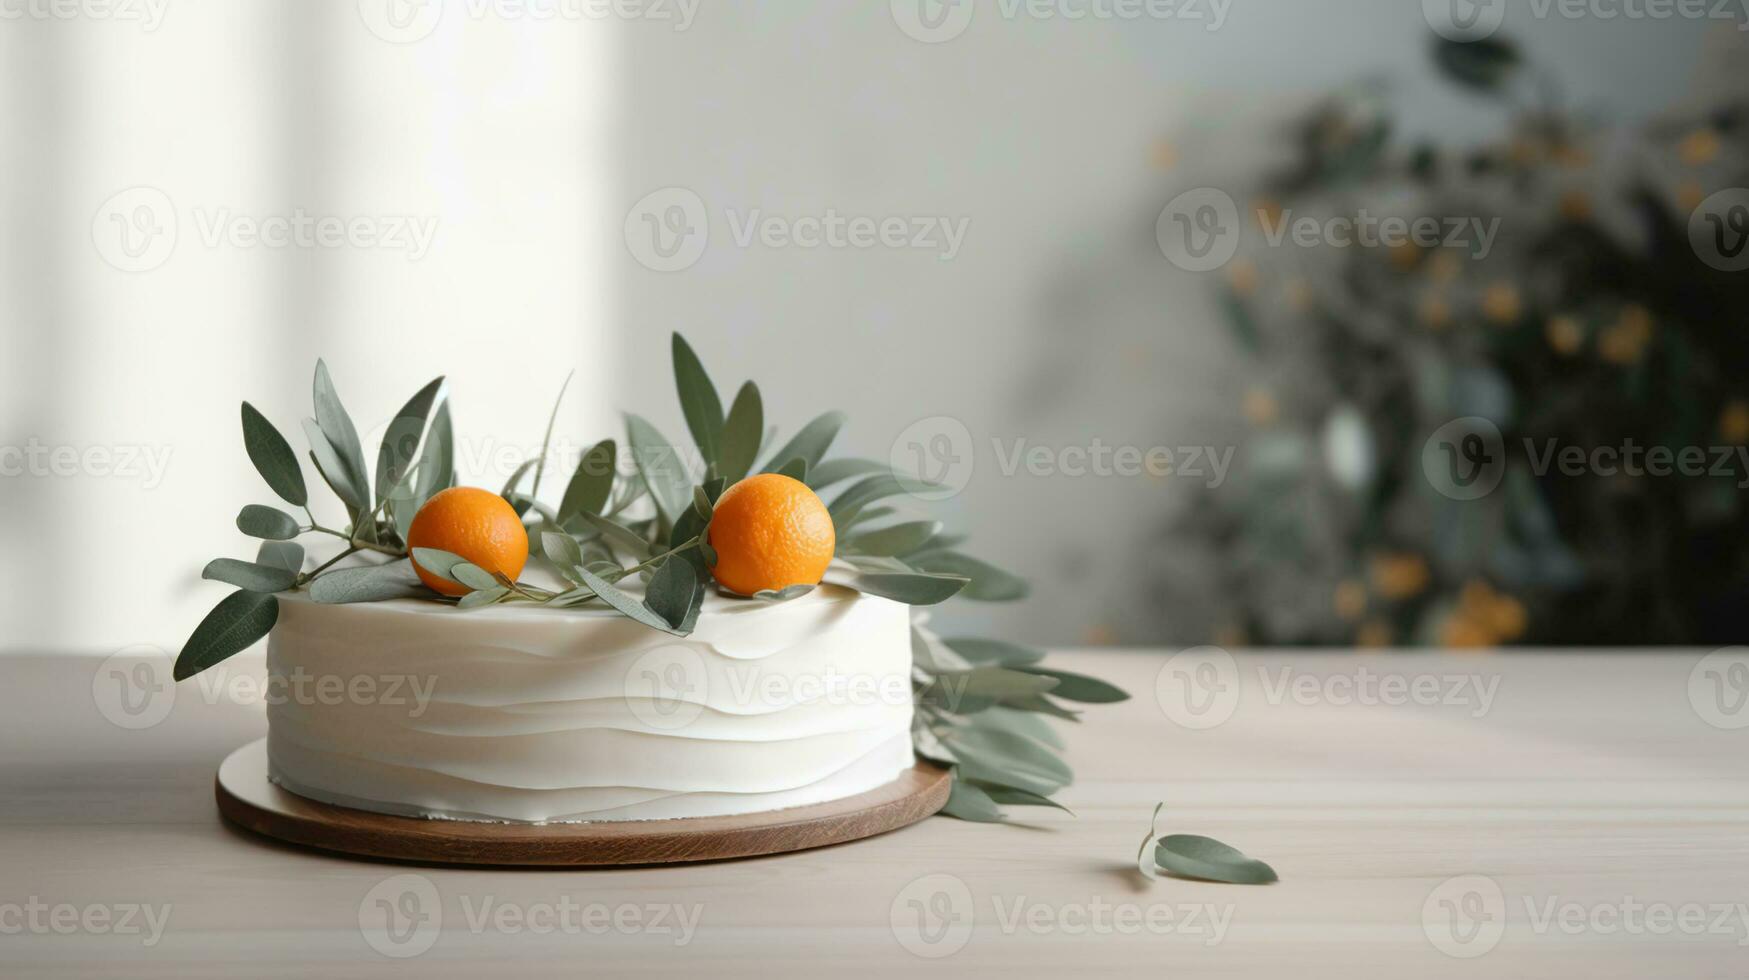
447,562,501,592
1155,835,1279,885
255,541,304,575
718,382,764,483
313,360,371,509
977,705,1065,750
672,334,724,468
1019,668,1129,704
692,484,713,519
807,458,886,491
625,413,693,526
1002,693,1082,722
946,727,1073,796
173,590,279,681
644,556,699,629
374,376,444,509
751,585,814,601
240,402,307,507
972,781,1072,814
832,571,967,605
542,530,585,571
410,546,468,583
1432,35,1520,95
574,567,688,635
774,457,808,482
828,473,908,532
529,371,573,502
309,562,434,603
457,586,509,609
847,520,941,557
202,558,298,593
236,504,300,540
559,439,616,519
413,400,455,506
570,509,653,561
942,637,1045,667
761,411,845,474
940,779,1005,823
910,551,1029,601
668,503,710,575
302,419,367,515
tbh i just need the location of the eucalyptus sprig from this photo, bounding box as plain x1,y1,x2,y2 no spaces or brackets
1136,803,1279,884
173,332,1126,820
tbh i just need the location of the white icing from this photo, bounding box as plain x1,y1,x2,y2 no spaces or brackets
264,583,916,823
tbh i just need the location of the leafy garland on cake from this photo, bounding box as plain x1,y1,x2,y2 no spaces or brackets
173,333,1128,821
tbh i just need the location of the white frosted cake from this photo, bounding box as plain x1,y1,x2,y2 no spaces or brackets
264,584,915,823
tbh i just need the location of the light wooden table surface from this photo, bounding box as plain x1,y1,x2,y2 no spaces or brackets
4,648,1748,978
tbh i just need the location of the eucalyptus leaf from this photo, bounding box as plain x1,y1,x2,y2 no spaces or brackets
374,376,444,509
973,781,1072,814
237,504,300,541
1155,835,1279,885
909,551,1029,601
529,371,572,502
643,556,698,629
413,400,455,507
942,637,1045,667
1018,668,1130,704
542,530,585,572
559,439,616,519
570,509,653,560
625,413,693,526
500,457,539,500
448,562,501,592
848,520,941,557
309,562,434,603
806,457,886,491
932,666,1060,704
255,541,304,575
302,419,366,515
774,457,808,482
1002,693,1082,722
672,333,724,467
240,402,307,507
828,473,908,531
976,705,1065,750
947,727,1074,787
574,567,687,635
410,547,468,584
692,485,713,519
457,586,509,609
718,381,763,483
202,557,297,593
313,360,371,509
940,779,1005,823
173,590,279,681
832,571,967,605
761,411,845,474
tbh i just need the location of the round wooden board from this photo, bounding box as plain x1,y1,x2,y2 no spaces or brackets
215,739,951,866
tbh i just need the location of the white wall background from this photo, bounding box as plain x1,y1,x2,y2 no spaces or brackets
0,0,1721,653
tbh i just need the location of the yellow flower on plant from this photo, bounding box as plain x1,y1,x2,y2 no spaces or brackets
1546,315,1584,356
1482,282,1522,325
1370,553,1430,600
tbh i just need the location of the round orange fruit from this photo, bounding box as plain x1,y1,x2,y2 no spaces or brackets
406,486,529,597
707,473,835,596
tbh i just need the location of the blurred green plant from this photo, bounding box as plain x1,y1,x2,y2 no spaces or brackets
1158,34,1749,648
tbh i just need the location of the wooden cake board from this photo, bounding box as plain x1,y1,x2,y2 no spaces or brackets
215,738,950,866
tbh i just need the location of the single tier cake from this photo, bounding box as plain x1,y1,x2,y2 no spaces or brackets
265,583,914,823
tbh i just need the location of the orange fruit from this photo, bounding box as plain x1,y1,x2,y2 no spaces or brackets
707,474,835,595
406,486,529,597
